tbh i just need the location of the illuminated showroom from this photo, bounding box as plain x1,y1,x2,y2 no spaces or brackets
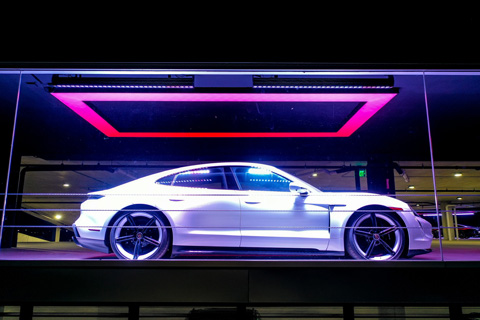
1,68,480,319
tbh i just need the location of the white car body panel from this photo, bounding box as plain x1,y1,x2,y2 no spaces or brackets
157,186,241,247
239,191,330,250
73,162,433,258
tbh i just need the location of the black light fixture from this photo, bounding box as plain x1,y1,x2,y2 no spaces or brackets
50,75,194,90
253,76,394,90
50,75,395,91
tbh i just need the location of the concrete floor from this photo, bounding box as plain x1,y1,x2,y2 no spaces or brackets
0,240,479,261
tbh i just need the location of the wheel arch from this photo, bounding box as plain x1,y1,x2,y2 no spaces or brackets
346,204,405,225
104,204,173,251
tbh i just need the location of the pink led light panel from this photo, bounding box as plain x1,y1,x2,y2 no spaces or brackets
51,92,397,138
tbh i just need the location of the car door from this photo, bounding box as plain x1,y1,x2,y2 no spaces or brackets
156,166,241,248
231,166,330,251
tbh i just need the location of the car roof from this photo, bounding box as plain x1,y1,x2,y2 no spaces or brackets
93,162,321,194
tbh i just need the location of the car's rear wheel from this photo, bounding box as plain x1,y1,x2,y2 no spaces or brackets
109,211,171,260
345,211,405,260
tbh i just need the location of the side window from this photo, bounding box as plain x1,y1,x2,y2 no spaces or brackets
156,173,176,186
156,168,227,189
231,166,291,192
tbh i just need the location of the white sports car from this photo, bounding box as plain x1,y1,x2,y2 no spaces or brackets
73,162,432,260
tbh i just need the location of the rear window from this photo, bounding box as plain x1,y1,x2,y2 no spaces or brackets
156,168,226,189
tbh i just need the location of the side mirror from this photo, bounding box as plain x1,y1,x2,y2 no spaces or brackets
289,182,310,196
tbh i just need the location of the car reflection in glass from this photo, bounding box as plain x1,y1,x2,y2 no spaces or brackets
73,162,433,260
432,224,480,239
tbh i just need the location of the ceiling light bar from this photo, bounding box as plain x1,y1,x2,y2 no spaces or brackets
50,75,194,90
55,84,193,89
252,76,394,90
253,85,392,89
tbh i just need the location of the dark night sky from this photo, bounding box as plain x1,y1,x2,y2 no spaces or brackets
1,13,479,67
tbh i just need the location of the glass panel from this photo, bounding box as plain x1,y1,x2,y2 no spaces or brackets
463,306,480,319
355,306,450,319
0,73,21,250
255,306,343,319
173,167,225,189
140,306,195,320
33,306,128,319
0,306,20,320
0,71,437,261
426,73,480,261
232,166,292,192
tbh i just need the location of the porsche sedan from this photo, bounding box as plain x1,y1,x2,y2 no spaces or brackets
73,162,432,260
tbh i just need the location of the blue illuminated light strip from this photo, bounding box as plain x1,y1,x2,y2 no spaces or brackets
253,85,393,89
55,84,194,89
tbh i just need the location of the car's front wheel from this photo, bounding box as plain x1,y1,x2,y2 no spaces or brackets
109,211,171,260
345,211,405,261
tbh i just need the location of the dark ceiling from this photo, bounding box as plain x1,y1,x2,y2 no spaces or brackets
0,73,478,163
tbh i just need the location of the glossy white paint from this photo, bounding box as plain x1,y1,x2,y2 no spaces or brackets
73,162,433,259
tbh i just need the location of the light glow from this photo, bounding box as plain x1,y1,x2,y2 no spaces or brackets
247,168,272,175
51,92,397,138
423,212,475,217
179,169,210,175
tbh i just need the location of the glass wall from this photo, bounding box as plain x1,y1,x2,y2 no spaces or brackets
425,73,480,261
0,69,477,261
0,73,21,250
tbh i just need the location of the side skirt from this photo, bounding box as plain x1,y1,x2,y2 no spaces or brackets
172,246,344,259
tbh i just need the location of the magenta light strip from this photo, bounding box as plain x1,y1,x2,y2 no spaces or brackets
51,92,397,138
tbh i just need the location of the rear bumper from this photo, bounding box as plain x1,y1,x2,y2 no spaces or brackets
72,225,110,254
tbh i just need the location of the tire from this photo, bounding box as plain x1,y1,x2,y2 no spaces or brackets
345,211,405,261
109,210,171,260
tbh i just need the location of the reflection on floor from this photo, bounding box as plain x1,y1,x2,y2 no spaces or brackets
0,240,479,261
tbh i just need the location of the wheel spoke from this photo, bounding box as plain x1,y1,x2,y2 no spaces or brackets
354,230,372,238
379,226,398,236
116,235,135,243
133,240,141,260
365,240,376,258
126,214,136,227
370,213,378,227
378,238,395,255
144,236,160,247
141,217,156,233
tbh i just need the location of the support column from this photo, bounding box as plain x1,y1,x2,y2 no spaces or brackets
367,158,396,195
443,204,457,241
55,227,61,242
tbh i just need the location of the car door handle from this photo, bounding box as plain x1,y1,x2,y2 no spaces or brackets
169,198,184,202
244,201,261,204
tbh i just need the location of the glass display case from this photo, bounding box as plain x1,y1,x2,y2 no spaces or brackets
0,69,478,261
